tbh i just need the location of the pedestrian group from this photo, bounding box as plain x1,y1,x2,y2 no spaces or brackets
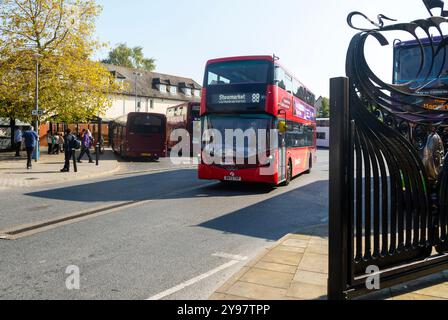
14,127,96,172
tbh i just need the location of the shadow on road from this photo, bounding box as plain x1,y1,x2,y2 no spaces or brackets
25,169,276,202
198,180,328,241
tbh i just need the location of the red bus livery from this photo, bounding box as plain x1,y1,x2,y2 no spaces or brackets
110,112,167,160
198,55,317,186
166,102,201,156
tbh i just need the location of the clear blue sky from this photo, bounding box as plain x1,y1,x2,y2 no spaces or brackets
95,0,431,97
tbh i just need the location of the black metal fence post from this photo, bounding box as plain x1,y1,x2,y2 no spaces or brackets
328,77,351,300
95,143,100,166
72,149,77,173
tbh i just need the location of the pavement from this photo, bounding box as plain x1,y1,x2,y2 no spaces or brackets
0,150,121,190
210,224,448,300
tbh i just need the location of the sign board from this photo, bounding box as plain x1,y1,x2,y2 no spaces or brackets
31,110,45,116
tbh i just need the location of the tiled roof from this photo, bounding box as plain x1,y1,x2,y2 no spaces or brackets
104,64,202,102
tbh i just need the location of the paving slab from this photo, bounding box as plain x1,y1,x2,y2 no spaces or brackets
254,261,297,274
226,281,288,300
240,268,294,289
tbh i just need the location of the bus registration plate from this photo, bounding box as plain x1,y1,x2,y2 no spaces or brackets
224,176,242,182
141,153,152,157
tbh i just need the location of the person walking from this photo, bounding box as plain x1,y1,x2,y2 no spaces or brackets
46,130,53,154
57,133,65,154
23,126,38,170
53,133,63,155
60,129,76,173
77,129,94,163
14,127,23,157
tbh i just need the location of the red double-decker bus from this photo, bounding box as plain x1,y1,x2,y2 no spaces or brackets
110,112,167,160
198,55,317,186
166,102,201,156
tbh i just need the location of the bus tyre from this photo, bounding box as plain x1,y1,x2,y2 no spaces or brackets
304,155,313,174
282,160,292,186
120,146,128,161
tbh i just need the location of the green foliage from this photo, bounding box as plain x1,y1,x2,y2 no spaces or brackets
102,43,156,72
317,97,330,118
0,0,122,123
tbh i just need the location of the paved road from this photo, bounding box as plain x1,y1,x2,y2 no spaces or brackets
0,150,329,300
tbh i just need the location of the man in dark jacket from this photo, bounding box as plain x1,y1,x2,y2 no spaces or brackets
23,126,38,170
61,129,76,172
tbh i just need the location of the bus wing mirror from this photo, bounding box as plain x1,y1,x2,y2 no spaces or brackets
278,121,287,134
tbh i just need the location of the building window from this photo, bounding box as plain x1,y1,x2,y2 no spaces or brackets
158,84,167,93
182,87,192,96
317,132,326,140
169,86,178,95
150,99,154,110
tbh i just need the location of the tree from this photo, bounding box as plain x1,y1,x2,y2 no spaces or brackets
0,0,122,123
102,43,156,72
317,97,330,118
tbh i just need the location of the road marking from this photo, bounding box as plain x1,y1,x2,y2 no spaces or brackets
212,252,248,262
147,252,248,300
114,166,196,177
147,260,240,300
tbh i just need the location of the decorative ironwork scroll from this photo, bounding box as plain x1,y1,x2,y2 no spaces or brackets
329,0,448,300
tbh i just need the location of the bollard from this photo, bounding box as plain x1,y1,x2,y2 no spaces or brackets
95,143,100,166
72,149,77,173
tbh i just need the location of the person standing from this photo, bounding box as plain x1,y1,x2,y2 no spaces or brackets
14,127,23,157
61,129,76,172
23,126,38,170
46,130,53,154
77,129,94,163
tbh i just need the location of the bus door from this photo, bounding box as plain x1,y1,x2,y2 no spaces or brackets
278,121,287,182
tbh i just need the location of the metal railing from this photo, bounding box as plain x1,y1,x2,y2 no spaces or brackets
328,1,448,299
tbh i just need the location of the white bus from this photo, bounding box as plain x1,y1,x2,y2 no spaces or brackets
316,118,330,148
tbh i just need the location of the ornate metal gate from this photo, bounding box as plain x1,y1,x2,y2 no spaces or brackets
329,0,448,300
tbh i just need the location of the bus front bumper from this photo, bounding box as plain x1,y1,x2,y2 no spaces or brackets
198,164,278,185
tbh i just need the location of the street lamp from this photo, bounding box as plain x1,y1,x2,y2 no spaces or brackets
133,71,142,112
33,53,43,162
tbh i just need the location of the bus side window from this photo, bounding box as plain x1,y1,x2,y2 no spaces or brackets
274,66,286,90
293,79,300,98
284,74,293,94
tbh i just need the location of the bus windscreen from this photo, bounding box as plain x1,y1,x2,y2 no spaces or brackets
205,60,272,86
129,115,164,134
395,45,448,84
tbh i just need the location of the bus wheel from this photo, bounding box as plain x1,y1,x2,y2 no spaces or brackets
120,146,127,161
282,160,292,186
304,155,313,174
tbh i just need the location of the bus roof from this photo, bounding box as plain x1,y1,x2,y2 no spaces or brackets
167,102,200,110
206,55,273,66
112,112,166,126
394,35,445,48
